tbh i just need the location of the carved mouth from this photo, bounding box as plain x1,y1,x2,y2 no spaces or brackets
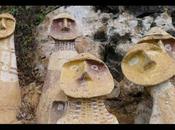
61,27,70,32
54,40,76,51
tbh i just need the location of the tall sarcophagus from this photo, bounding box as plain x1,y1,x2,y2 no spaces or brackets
0,13,21,124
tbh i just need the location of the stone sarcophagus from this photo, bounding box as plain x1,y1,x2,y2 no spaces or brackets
0,13,21,124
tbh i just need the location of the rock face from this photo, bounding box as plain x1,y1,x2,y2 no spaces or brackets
33,6,175,124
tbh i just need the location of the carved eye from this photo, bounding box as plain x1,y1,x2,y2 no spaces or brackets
91,65,99,71
2,65,8,71
70,65,79,72
165,44,172,52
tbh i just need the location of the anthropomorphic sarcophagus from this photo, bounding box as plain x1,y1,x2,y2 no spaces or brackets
121,40,175,124
139,27,175,124
0,13,21,123
49,53,118,124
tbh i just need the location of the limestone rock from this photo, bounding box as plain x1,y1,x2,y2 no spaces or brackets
154,12,175,31
75,36,105,60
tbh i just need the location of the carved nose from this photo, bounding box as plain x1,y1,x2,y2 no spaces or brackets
78,71,92,82
0,18,7,30
142,51,156,71
82,72,91,80
61,19,70,32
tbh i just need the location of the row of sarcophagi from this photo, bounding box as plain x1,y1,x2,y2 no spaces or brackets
1,12,175,124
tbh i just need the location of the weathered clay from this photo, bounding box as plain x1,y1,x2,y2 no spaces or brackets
0,13,21,124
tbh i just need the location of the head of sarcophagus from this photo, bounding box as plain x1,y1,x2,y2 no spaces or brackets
121,42,175,86
0,13,16,39
49,12,80,41
138,27,175,59
59,53,114,98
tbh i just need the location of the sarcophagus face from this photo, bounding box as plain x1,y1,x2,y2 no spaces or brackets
60,53,114,98
49,12,80,41
0,13,16,39
121,42,175,86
